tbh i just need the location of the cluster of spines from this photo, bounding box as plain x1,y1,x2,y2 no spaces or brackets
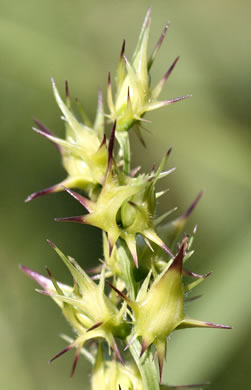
22,9,231,390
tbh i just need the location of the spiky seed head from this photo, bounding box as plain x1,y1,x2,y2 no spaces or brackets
25,81,108,202
20,242,131,371
107,9,190,137
92,344,144,390
109,238,231,382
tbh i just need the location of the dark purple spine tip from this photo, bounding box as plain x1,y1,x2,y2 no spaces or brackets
25,185,58,203
183,191,203,219
120,40,126,58
166,147,172,157
70,348,81,378
170,238,187,273
108,72,111,86
128,200,137,207
61,186,91,211
54,215,83,223
139,339,149,358
49,344,73,364
65,81,69,96
162,56,180,83
32,121,62,153
19,264,52,291
170,55,180,70
108,121,116,166
33,119,55,139
99,134,106,149
45,265,52,278
47,239,56,249
65,80,69,98
106,281,129,302
87,321,103,332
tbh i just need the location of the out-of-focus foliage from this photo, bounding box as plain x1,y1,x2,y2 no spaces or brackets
1,1,250,389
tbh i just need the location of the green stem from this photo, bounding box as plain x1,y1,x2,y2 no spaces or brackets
116,132,131,175
128,337,160,390
117,239,137,300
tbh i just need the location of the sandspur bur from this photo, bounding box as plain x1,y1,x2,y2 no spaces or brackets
22,8,231,390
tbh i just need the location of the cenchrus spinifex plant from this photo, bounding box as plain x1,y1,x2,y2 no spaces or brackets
21,9,231,390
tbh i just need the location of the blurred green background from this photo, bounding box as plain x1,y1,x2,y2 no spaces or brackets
1,0,251,389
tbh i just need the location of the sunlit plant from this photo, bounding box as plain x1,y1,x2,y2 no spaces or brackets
21,9,231,390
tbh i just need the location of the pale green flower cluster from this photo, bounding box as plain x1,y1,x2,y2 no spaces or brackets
22,9,231,390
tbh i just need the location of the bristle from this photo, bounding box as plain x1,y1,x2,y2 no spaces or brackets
182,191,203,219
169,237,188,274
113,341,124,365
70,345,81,378
162,57,180,82
108,72,111,86
183,269,212,279
65,80,70,99
55,215,84,223
167,147,172,157
107,72,115,115
148,23,169,70
47,239,56,249
49,344,74,363
33,119,62,153
166,95,192,104
62,186,92,212
107,121,116,172
184,295,203,304
147,95,192,112
99,134,107,150
19,264,51,292
120,40,126,59
87,322,103,332
167,383,210,389
124,334,137,351
130,166,141,177
139,338,149,358
158,354,164,384
161,242,174,258
25,184,58,203
106,281,130,303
